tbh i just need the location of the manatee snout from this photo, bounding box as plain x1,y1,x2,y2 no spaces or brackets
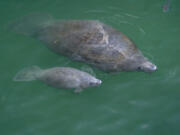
139,61,157,73
89,78,102,87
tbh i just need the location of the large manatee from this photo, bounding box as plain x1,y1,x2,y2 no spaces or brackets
13,14,157,73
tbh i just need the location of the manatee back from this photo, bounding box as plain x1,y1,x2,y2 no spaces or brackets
102,23,140,57
34,20,108,53
39,67,82,89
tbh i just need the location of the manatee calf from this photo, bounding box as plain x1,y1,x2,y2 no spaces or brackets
13,66,102,93
13,14,157,73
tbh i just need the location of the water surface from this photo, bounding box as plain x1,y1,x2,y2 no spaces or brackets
0,0,180,135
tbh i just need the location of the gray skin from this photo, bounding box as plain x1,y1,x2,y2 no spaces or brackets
18,19,157,72
38,67,102,93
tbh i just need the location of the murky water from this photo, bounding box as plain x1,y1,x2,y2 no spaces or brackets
0,0,180,135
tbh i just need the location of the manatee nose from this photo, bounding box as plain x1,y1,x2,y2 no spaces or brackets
142,61,157,72
89,79,102,86
94,79,102,86
151,64,157,71
97,79,102,85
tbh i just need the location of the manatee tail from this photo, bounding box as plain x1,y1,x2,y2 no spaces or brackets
13,66,43,82
10,13,54,36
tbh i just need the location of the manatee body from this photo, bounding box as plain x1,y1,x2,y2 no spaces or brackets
14,14,157,72
13,66,102,93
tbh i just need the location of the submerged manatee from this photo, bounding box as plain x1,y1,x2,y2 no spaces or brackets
13,14,157,72
13,66,102,93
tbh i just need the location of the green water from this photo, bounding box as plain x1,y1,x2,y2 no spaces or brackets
0,0,180,135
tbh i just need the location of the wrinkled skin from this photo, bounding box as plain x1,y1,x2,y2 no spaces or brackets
31,20,157,72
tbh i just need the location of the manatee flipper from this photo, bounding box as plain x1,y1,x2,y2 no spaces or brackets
10,13,54,36
13,66,42,81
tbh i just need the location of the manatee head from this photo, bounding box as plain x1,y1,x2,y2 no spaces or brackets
88,78,102,87
120,54,157,73
138,60,157,73
80,74,102,89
